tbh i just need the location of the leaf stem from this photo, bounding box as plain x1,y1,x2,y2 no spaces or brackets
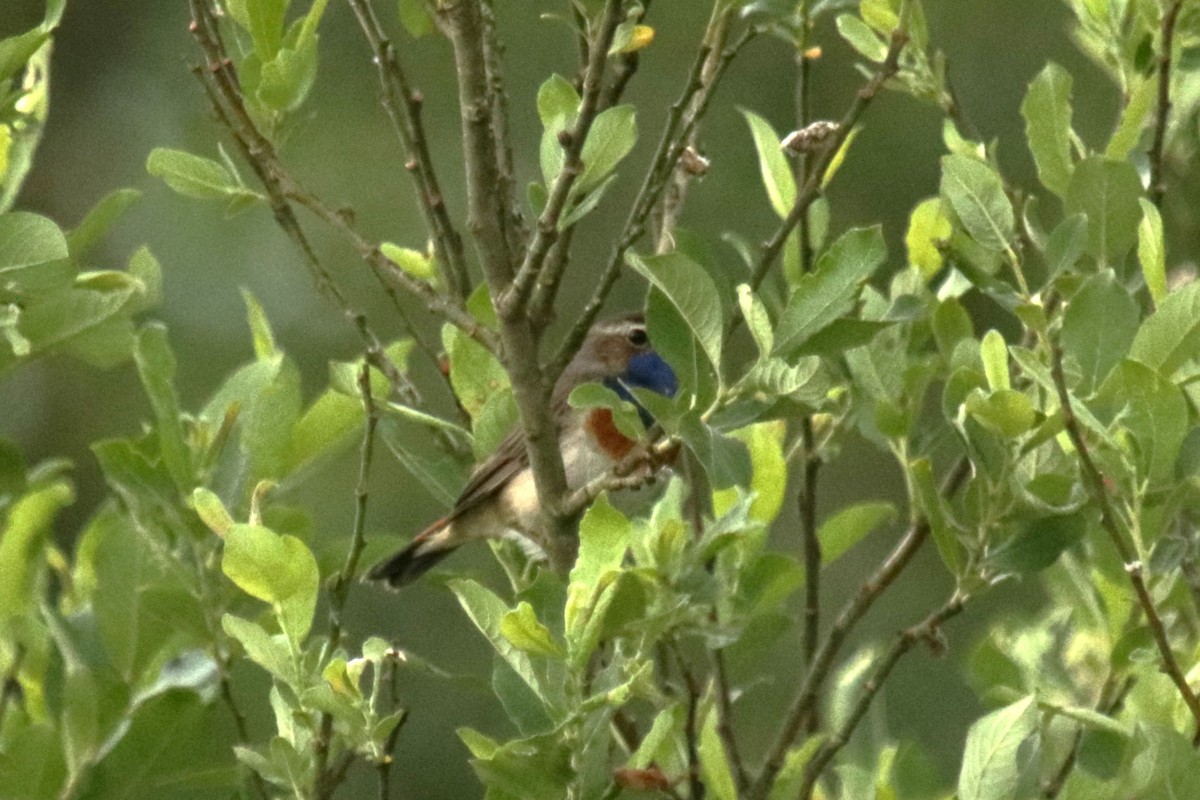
1049,342,1200,745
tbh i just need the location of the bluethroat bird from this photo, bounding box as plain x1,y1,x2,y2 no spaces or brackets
367,313,678,587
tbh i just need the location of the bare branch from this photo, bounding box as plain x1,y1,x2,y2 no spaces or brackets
440,0,516,286
1149,0,1185,209
1050,343,1200,744
653,6,733,251
503,0,625,318
744,23,909,304
187,0,495,356
480,0,526,260
345,0,471,299
798,592,969,799
748,457,970,800
550,17,759,380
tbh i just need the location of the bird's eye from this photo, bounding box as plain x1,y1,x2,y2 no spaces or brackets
627,327,649,347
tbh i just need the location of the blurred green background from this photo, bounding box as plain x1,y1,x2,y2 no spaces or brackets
1,1,1189,795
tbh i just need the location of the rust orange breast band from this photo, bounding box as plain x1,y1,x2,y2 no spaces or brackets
584,408,636,460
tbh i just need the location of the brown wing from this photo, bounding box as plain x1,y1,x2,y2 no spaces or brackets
444,428,529,522
444,393,573,523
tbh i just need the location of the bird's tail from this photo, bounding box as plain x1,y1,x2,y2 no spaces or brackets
366,517,458,589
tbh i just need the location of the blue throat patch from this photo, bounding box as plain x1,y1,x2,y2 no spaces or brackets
604,351,678,427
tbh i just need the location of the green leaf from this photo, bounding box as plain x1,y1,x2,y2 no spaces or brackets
241,288,278,359
1064,157,1142,267
222,614,297,682
442,322,510,418
819,501,898,565
979,329,1010,391
836,13,888,61
0,28,50,84
910,458,962,575
1061,271,1139,393
1137,198,1166,307
578,104,637,194
193,487,235,537
0,211,69,280
222,523,320,643
397,0,435,37
1020,63,1075,196
741,109,795,218
1093,360,1188,486
626,249,723,374
78,689,241,798
227,0,287,60
449,579,547,705
965,389,1036,438
678,414,752,490
538,74,580,185
906,197,952,280
379,417,467,506
940,154,1014,253
0,481,73,621
1129,281,1200,378
736,284,773,357
147,148,260,203
766,737,823,800
773,226,887,355
381,242,436,282
500,602,565,659
1106,74,1155,160
567,383,645,441
1044,213,1089,278
88,508,146,681
66,188,141,261
126,246,163,313
133,324,193,492
957,695,1039,800
258,4,324,115
284,389,364,475
991,513,1084,574
566,495,630,644
699,703,737,800
712,423,787,524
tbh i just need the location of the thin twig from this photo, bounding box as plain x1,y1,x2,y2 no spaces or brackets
480,0,525,260
747,457,969,800
1041,676,1134,799
550,18,759,381
315,363,379,797
798,420,821,679
326,362,380,653
217,661,272,800
712,648,750,791
503,0,624,318
742,21,910,309
669,642,706,800
377,659,408,800
1148,0,1184,209
1050,343,1200,745
798,592,969,799
187,1,494,355
344,0,470,299
653,6,732,251
439,0,516,285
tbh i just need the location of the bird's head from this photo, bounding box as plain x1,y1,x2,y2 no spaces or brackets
561,314,678,422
